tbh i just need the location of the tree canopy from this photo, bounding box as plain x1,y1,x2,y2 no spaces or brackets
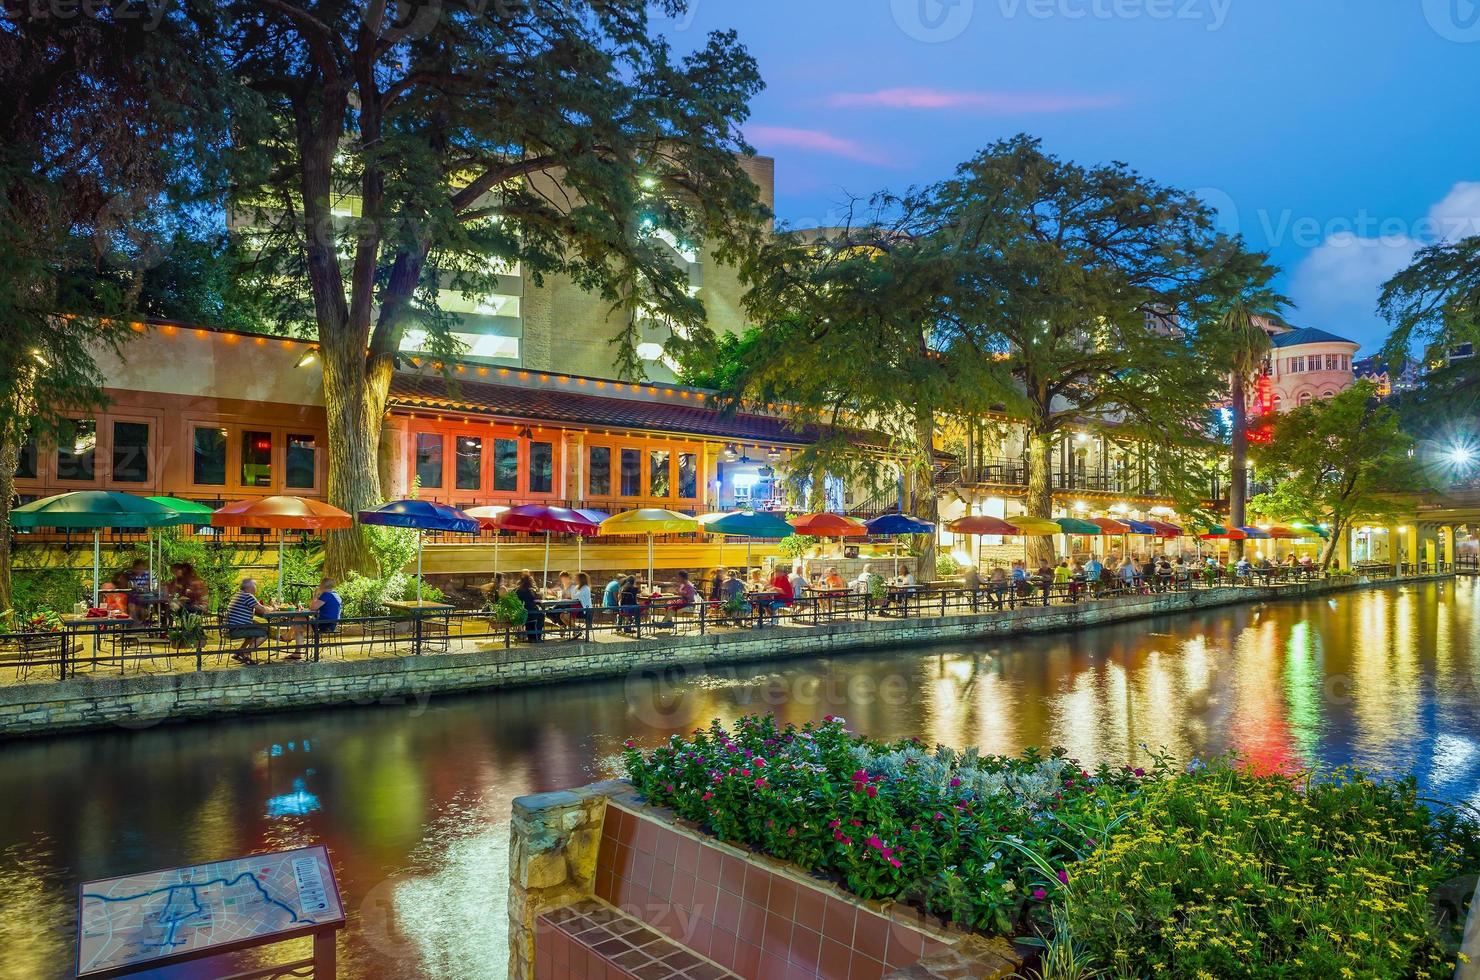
1250,381,1417,569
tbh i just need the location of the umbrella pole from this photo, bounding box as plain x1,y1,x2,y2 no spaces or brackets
93,529,101,607
648,533,654,586
746,539,753,575
543,532,551,590
494,533,500,580
417,529,425,600
278,530,286,604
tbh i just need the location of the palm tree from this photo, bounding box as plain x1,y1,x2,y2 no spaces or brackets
1223,298,1274,563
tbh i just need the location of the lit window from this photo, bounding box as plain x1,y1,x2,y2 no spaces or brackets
589,446,612,497
194,428,227,486
620,449,641,496
650,450,671,497
286,434,316,489
678,453,697,498
242,431,273,487
529,441,553,494
456,436,482,491
494,439,519,492
56,419,96,481
415,433,443,488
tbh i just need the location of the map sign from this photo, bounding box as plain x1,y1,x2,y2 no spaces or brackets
77,844,343,978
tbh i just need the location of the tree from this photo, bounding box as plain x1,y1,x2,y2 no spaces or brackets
924,136,1272,563
1250,381,1416,571
0,5,229,610
225,0,767,576
1219,297,1279,563
727,197,985,578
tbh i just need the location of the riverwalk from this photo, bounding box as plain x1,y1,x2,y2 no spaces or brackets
0,571,1450,738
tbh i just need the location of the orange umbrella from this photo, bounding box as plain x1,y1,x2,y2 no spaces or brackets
947,515,1021,536
789,513,867,537
212,496,353,602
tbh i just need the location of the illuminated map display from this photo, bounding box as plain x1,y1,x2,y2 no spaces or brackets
78,844,342,977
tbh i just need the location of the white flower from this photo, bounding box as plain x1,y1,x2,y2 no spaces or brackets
1002,880,1016,893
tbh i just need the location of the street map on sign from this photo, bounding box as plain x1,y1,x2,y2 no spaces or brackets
78,844,342,977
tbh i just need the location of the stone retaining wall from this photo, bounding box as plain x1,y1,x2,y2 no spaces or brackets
0,575,1449,739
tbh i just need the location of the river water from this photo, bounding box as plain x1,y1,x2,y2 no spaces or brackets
2,580,1478,978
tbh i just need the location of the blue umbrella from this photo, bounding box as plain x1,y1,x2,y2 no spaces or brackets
864,512,935,577
1121,519,1159,535
358,500,479,599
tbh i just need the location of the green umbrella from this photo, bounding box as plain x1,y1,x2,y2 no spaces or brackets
145,497,216,587
10,491,181,606
1053,517,1102,536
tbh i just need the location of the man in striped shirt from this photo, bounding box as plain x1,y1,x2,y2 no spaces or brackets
225,578,269,664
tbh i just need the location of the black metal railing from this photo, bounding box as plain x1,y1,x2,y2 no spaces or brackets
1,565,1447,684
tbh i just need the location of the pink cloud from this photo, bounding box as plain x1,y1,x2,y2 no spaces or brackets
826,87,1122,113
746,125,895,167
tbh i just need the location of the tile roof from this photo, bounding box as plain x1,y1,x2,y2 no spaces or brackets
1270,326,1357,348
388,371,867,447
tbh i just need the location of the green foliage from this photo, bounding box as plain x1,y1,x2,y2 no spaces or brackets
486,593,528,627
336,571,447,620
1379,235,1480,365
1251,381,1417,568
8,567,85,618
1061,761,1480,978
261,541,324,602
935,552,962,578
368,526,418,578
777,534,817,560
167,611,208,651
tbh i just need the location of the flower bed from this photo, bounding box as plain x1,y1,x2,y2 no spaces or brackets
623,715,1480,978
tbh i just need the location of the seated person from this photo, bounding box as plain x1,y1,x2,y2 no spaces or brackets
720,568,748,621
570,572,593,632
478,572,506,603
851,565,875,595
124,559,154,621
616,576,641,633
175,563,209,615
667,570,698,624
824,567,847,591
603,574,623,609
514,573,545,641
288,576,342,660
225,578,269,665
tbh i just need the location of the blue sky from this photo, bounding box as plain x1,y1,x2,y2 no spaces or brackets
664,0,1480,353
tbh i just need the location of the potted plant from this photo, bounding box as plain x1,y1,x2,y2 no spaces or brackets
487,593,527,628
168,611,208,652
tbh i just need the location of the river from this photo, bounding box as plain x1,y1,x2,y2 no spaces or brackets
2,580,1477,978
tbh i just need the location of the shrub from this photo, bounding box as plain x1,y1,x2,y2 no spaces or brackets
936,552,962,578
624,715,1139,935
9,567,85,618
486,592,527,626
777,534,818,560
337,571,447,618
1059,763,1480,978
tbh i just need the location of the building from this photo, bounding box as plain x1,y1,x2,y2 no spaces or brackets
1354,354,1421,399
1254,316,1360,411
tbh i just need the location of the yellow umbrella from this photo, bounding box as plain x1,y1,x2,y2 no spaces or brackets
1007,517,1062,535
598,509,700,585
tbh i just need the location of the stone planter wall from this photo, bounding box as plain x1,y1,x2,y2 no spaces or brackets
510,781,1023,980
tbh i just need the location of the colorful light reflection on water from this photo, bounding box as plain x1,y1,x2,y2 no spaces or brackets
0,580,1476,978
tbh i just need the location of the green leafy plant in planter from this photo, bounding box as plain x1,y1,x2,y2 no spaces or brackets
722,594,749,619
168,611,208,651
936,552,962,579
486,592,527,628
867,574,887,601
777,534,818,561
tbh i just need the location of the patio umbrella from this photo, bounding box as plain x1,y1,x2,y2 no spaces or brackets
1143,519,1185,538
599,509,699,586
10,491,182,606
1198,525,1247,540
1291,520,1330,539
1260,525,1298,539
947,515,1020,536
1006,517,1061,536
212,496,353,603
865,512,935,577
466,506,511,582
483,505,601,588
698,511,795,573
572,509,610,573
358,499,479,600
789,513,867,537
146,496,216,586
1237,526,1272,540
1052,517,1101,535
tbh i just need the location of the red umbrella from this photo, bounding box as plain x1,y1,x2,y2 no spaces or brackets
1087,517,1133,534
481,504,601,587
212,496,353,603
789,513,867,537
1144,519,1185,538
947,515,1021,535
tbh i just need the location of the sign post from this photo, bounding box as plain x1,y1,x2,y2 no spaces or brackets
77,844,344,979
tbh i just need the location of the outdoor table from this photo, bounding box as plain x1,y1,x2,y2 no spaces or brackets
259,607,316,660
882,584,926,616
802,585,851,622
62,614,136,673
383,600,454,654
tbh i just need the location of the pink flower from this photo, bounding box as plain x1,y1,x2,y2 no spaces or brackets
888,858,902,869
754,777,768,789
1057,870,1069,885
881,847,894,860
866,836,884,850
828,819,841,829
753,758,767,768
701,792,714,802
1032,888,1047,901
949,777,962,788
866,785,878,798
933,812,945,821
1133,768,1145,778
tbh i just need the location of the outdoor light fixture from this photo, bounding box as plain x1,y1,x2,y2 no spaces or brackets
767,447,782,463
723,443,738,461
295,349,317,368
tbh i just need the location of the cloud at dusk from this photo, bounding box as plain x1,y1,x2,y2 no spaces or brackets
746,125,896,167
825,87,1122,113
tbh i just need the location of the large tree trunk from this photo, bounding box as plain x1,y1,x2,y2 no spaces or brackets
0,432,16,613
1228,373,1249,564
320,344,392,580
1025,426,1055,567
911,404,939,582
1319,517,1346,572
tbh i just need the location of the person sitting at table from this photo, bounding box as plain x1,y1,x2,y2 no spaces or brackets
766,564,793,623
1010,560,1029,596
569,572,593,633
602,573,623,609
1118,556,1140,593
1084,555,1103,595
225,578,270,665
962,563,981,609
824,567,847,591
850,565,874,595
987,565,1009,607
717,568,747,624
547,571,576,632
175,563,209,615
515,573,545,642
616,575,641,633
707,567,724,604
787,565,808,605
667,570,698,625
478,572,507,603
287,576,341,659
1235,556,1252,580
124,559,154,621
1052,559,1073,600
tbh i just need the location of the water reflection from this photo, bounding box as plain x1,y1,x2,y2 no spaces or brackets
0,580,1477,979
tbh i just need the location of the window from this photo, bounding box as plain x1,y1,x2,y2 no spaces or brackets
1289,357,1304,373
193,427,227,485
414,433,443,488
589,446,612,497
1322,390,1336,400
494,438,519,492
678,452,697,498
649,450,671,498
1299,392,1314,406
286,434,316,489
1325,354,1339,371
529,441,553,494
242,431,273,487
111,421,150,483
56,419,96,482
620,449,641,496
14,429,36,480
456,436,482,491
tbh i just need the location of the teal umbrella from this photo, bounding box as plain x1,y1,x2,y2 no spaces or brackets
145,496,216,586
10,491,181,606
698,511,795,574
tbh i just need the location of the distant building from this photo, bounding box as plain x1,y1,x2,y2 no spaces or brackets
1253,315,1360,412
1353,354,1420,399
